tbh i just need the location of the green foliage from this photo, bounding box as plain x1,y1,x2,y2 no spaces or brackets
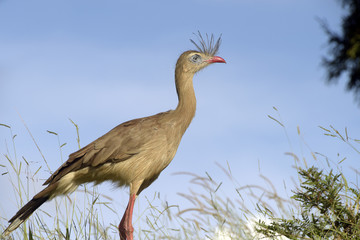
321,0,360,102
256,166,360,239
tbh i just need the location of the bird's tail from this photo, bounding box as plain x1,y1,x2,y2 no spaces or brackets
1,188,52,238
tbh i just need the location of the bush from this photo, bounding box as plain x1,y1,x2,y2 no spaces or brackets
256,166,360,239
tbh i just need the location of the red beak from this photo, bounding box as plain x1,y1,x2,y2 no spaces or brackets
206,56,226,63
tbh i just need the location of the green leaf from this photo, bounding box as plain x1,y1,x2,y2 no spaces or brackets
268,115,284,127
0,123,10,128
47,130,58,135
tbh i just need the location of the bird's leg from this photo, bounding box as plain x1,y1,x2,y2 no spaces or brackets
119,193,136,240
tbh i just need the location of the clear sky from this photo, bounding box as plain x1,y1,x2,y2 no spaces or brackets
1,0,360,237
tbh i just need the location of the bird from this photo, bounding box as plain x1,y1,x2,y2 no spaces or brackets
2,32,226,240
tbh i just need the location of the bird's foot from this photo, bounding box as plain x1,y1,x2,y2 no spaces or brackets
119,223,134,240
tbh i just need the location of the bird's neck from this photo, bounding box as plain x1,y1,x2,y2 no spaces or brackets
173,70,196,132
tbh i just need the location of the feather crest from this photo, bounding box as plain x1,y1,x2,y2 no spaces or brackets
190,31,222,56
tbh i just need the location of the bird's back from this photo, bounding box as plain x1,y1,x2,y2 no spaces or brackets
44,110,185,196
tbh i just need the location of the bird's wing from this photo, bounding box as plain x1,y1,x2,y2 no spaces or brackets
43,116,160,186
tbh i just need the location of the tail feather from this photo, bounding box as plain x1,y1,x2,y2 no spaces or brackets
2,196,49,238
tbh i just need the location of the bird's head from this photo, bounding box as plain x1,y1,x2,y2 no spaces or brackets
176,32,226,74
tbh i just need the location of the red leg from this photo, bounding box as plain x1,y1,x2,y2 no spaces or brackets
119,194,136,240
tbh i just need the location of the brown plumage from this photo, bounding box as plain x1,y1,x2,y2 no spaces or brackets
2,33,225,240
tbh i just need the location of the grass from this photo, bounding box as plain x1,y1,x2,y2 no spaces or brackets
0,121,120,239
1,110,359,239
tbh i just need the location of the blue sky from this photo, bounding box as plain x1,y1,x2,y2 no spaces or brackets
1,0,360,236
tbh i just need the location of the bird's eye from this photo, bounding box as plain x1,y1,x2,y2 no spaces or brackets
190,54,202,64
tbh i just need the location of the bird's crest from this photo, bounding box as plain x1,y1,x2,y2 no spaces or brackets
190,31,222,56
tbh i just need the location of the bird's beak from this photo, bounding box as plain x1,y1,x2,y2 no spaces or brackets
206,56,226,63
